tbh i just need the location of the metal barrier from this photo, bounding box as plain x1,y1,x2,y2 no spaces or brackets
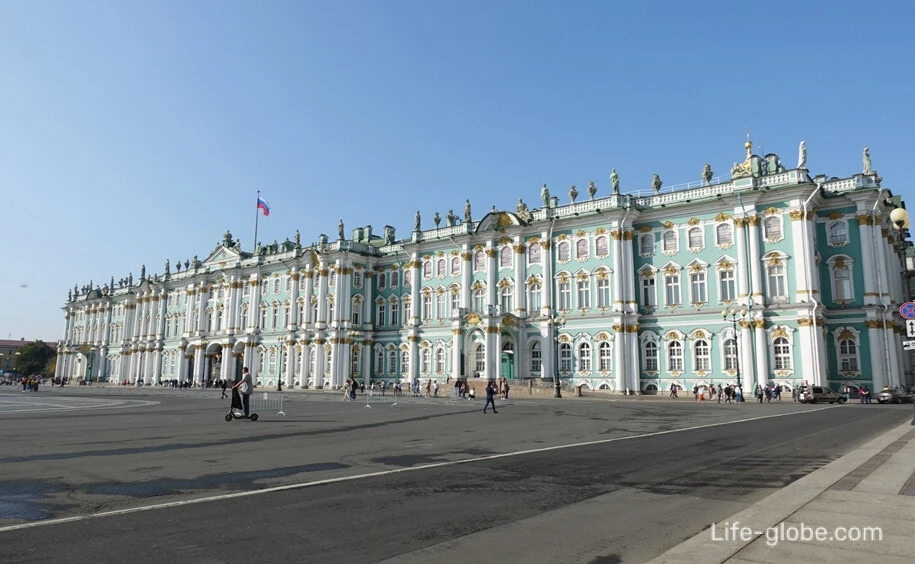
250,391,286,416
364,389,398,408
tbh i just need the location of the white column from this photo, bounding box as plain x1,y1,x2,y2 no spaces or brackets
513,238,527,316
409,254,421,325
751,321,766,391
288,269,300,331
285,340,296,387
192,345,205,385
304,267,315,325
461,247,472,309
735,218,749,303
867,322,887,390
797,319,820,385
315,265,329,326
746,216,763,307
150,348,161,385
614,326,625,393
628,323,640,392
611,229,624,311
541,237,554,318
451,327,462,378
486,244,498,310
301,343,312,388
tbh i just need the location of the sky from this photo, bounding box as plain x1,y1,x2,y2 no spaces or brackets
2,0,914,342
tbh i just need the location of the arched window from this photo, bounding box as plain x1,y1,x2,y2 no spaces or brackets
764,216,782,239
401,349,410,374
644,341,658,371
423,261,432,279
421,291,432,320
474,344,486,375
451,256,461,275
668,341,683,371
598,341,611,371
828,221,848,245
500,246,512,268
595,236,608,256
391,270,400,287
688,227,704,250
528,243,542,264
474,251,486,271
640,233,655,255
663,230,677,253
693,339,710,371
377,272,387,290
436,259,446,277
388,349,397,374
421,348,431,374
576,239,589,260
530,340,542,373
558,342,572,372
773,337,791,370
716,223,733,246
557,241,570,261
839,338,858,371
435,348,446,373
351,297,361,325
376,349,385,375
578,342,591,372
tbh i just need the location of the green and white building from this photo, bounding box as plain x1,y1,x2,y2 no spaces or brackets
57,141,913,394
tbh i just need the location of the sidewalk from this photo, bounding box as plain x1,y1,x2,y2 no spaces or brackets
650,421,915,563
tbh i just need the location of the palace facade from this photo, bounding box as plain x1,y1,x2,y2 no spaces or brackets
57,141,913,394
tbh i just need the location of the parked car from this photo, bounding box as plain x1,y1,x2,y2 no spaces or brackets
799,385,847,404
876,389,914,404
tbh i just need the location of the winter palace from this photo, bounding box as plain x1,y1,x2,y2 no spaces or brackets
56,140,913,395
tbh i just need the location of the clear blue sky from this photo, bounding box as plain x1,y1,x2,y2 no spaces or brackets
2,0,913,342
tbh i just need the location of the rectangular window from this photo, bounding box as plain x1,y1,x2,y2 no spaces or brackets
528,243,541,264
719,269,735,302
690,271,707,304
641,277,656,307
558,281,571,310
767,264,787,299
834,268,852,301
422,294,432,320
531,346,542,372
436,293,447,320
577,279,590,309
529,285,542,312
559,344,572,372
597,278,610,308
645,343,658,372
665,274,681,306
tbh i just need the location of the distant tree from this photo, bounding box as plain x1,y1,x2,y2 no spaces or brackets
44,355,57,377
15,341,56,377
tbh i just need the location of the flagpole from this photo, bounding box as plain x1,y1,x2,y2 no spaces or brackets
253,190,260,254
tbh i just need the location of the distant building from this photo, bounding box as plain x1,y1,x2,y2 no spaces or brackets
0,338,57,376
57,141,912,394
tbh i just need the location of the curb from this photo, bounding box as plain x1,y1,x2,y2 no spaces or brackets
647,421,914,563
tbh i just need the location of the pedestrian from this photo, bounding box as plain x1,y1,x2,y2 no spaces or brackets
483,381,498,414
220,378,229,399
232,367,254,417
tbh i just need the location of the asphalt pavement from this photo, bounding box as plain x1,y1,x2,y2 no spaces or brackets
0,387,909,563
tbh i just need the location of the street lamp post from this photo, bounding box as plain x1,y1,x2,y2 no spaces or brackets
889,207,913,425
551,316,567,398
348,329,364,390
722,305,748,401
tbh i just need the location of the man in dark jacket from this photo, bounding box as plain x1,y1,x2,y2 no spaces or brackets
483,382,498,414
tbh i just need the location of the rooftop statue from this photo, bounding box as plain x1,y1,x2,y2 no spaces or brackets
433,211,441,228
610,169,620,195
569,184,578,203
414,210,421,231
797,140,807,169
446,209,456,227
540,184,550,207
863,146,871,174
702,163,714,186
464,199,472,223
338,219,345,241
587,180,597,200
164,259,170,274
294,229,301,246
651,174,663,195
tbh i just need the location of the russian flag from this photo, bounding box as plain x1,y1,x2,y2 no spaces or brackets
257,196,270,216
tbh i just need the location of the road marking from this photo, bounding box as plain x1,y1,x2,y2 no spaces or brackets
0,406,838,534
